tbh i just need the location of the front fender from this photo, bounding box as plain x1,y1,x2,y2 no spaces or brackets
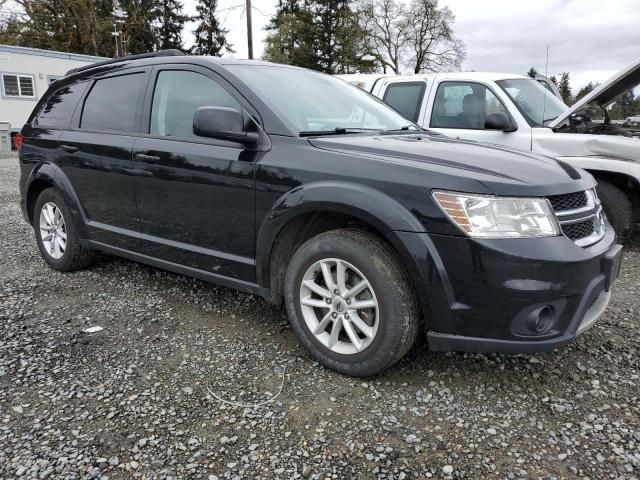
25,162,88,237
255,181,426,287
556,156,640,185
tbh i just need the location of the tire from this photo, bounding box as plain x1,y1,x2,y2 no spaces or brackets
34,188,95,272
284,229,419,377
596,180,634,242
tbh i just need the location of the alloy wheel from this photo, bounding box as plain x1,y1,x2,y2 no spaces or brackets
39,202,67,260
299,258,379,355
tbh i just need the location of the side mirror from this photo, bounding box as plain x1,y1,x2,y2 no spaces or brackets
193,107,259,146
485,112,516,132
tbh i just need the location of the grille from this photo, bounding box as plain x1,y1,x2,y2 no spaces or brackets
562,219,595,240
547,189,604,246
548,191,588,212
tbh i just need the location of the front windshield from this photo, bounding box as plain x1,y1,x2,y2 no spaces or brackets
497,78,567,127
228,65,419,134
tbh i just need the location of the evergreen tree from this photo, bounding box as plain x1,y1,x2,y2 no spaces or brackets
191,0,233,55
264,0,373,73
526,67,538,78
121,0,157,54
558,72,572,104
153,0,189,51
264,0,318,69
574,81,597,102
2,0,114,56
312,0,370,73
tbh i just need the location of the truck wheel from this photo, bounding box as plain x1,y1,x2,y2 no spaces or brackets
34,188,95,272
284,229,418,377
596,180,633,241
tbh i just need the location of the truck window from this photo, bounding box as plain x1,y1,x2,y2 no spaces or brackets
150,70,240,139
81,73,146,133
36,81,88,129
382,82,426,122
431,82,508,130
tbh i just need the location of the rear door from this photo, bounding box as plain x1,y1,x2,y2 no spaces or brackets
426,79,531,151
58,69,150,250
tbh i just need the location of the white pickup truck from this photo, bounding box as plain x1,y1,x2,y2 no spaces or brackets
338,59,640,239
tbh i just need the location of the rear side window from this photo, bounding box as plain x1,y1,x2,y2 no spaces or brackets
382,82,426,122
81,73,146,133
150,70,240,139
36,81,87,128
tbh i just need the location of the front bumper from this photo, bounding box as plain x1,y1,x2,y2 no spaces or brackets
390,226,621,354
427,289,611,354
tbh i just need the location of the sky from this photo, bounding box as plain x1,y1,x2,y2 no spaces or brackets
182,0,640,93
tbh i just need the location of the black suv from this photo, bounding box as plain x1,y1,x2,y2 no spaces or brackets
19,51,622,376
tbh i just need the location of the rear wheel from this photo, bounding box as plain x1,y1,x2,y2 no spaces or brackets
34,188,95,272
596,180,634,241
284,229,418,377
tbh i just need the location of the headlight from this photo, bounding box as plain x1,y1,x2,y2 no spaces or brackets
433,191,560,238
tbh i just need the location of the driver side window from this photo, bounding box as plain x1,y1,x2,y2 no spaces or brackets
431,82,508,130
150,70,240,139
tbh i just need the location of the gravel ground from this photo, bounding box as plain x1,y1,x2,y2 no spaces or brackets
1,151,639,480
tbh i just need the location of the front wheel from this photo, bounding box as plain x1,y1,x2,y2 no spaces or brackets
284,229,419,377
596,180,634,241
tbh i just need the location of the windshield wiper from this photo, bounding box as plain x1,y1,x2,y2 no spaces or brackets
383,125,424,133
299,127,380,137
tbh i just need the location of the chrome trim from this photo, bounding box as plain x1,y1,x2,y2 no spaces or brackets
559,208,601,225
552,189,606,247
563,208,606,247
553,189,598,218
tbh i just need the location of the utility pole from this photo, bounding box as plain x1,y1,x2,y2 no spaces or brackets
112,0,127,58
245,0,253,59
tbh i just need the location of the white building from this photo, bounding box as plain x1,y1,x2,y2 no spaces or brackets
0,45,107,138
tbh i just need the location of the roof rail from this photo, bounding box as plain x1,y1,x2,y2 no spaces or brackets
65,49,185,76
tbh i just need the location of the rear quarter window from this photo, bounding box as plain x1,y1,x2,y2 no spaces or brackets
36,81,88,129
382,82,426,122
81,73,146,133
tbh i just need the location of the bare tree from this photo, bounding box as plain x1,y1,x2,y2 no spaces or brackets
359,0,409,74
405,0,464,73
360,0,463,74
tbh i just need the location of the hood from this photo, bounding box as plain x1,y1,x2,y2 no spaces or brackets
308,133,595,197
549,57,640,128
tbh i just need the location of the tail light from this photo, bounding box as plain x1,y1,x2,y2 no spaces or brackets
14,132,23,151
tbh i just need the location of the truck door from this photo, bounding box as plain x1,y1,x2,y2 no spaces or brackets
375,79,429,125
426,79,531,151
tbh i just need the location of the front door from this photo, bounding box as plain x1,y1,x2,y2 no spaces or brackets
131,66,256,283
427,80,531,151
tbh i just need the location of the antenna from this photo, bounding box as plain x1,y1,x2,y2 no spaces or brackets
542,44,550,125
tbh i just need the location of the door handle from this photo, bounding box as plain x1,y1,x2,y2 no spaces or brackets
134,153,161,164
60,144,78,153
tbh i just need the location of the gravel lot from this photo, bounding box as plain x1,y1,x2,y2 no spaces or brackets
1,152,639,480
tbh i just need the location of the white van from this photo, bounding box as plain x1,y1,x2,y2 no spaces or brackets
338,59,640,238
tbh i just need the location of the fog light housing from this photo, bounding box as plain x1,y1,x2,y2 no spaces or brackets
511,299,566,337
526,306,554,333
